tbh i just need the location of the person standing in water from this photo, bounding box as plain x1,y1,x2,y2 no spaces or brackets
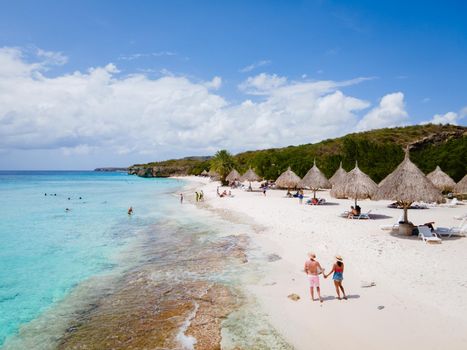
304,252,324,302
180,193,184,204
128,206,133,215
324,255,347,300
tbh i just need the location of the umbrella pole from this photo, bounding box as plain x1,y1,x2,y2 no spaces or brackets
403,205,409,223
355,198,357,207
314,189,317,199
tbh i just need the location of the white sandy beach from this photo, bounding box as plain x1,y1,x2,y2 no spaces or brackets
180,176,467,350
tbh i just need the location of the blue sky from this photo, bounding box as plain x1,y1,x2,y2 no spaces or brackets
0,0,466,169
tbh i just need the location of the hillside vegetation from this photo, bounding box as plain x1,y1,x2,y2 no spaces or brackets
130,124,466,183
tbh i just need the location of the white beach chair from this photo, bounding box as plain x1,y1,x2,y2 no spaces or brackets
380,214,404,231
351,210,372,220
435,218,467,238
418,225,442,244
441,198,459,208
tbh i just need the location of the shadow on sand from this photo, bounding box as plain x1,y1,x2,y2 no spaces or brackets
321,294,360,301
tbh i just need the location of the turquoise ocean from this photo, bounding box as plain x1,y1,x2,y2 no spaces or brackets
0,171,291,350
0,171,184,347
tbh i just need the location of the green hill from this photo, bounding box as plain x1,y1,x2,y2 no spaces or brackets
129,124,466,182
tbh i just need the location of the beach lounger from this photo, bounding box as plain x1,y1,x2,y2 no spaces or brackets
418,225,442,244
350,210,372,220
435,219,467,238
380,214,404,231
441,198,459,208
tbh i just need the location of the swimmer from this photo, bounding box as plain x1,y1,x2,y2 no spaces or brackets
128,206,133,215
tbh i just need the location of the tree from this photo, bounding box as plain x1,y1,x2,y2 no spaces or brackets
210,150,236,185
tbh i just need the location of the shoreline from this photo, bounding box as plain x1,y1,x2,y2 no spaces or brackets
178,175,467,350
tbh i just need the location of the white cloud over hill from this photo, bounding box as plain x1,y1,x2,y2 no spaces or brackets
1,46,454,163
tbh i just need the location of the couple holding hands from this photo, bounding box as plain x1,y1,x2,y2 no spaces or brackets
304,252,347,302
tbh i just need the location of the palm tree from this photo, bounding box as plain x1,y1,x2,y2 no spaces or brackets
210,150,236,185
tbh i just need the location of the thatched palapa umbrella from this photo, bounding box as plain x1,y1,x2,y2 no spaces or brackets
275,167,301,189
208,169,219,180
240,168,261,189
454,174,467,194
200,169,208,177
240,168,261,182
298,160,331,199
330,161,378,206
329,161,347,187
226,169,241,183
427,166,456,192
374,149,442,227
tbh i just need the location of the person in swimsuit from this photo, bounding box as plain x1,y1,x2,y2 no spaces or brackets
324,255,347,300
304,252,324,302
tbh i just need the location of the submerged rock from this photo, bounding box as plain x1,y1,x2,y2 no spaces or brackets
267,253,282,262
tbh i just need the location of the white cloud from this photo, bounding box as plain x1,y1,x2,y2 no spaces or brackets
118,51,176,61
421,107,466,125
36,48,68,66
238,73,287,94
203,76,222,90
356,92,408,131
0,47,410,164
239,60,271,73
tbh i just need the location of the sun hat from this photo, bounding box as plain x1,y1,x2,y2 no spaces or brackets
335,255,343,262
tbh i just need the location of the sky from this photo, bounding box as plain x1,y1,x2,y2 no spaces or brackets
0,0,466,170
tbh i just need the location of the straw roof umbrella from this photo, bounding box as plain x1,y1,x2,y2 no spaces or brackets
427,166,456,192
240,168,261,182
275,167,301,189
226,169,241,183
240,168,261,190
330,161,378,206
454,174,467,194
298,160,331,199
201,169,208,177
374,150,442,224
329,162,347,187
208,169,220,180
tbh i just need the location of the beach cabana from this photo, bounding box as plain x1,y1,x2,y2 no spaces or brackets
427,166,456,192
200,169,209,177
454,174,467,194
226,169,241,184
275,167,301,189
329,161,347,187
298,160,331,199
374,149,442,235
240,168,261,189
208,169,220,180
330,161,377,206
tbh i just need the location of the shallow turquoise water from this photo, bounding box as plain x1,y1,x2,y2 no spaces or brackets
0,171,183,346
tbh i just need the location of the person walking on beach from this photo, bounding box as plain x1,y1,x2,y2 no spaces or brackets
199,190,204,201
195,191,199,202
324,255,347,300
180,193,184,204
304,252,324,302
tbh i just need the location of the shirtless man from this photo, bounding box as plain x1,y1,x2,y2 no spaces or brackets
304,252,324,302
